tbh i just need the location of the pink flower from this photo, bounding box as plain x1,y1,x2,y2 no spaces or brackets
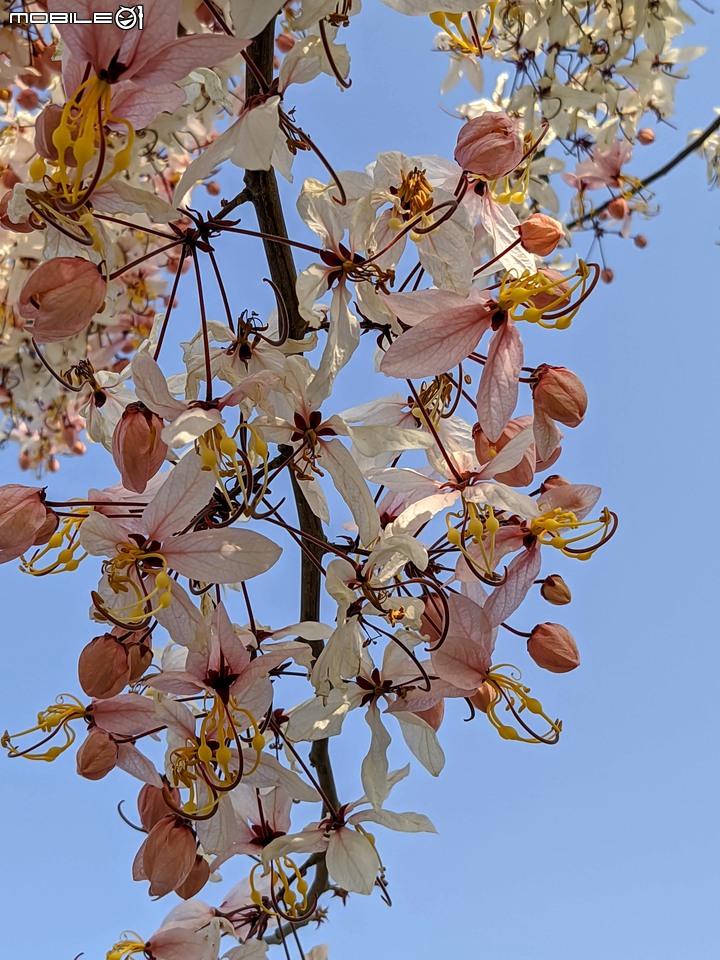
0,484,58,564
49,0,249,128
17,257,107,344
454,111,523,179
79,452,282,624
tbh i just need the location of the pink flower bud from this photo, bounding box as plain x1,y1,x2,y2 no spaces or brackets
454,111,523,180
607,197,629,220
634,235,648,249
138,783,181,832
530,269,572,311
527,623,580,673
112,402,168,494
34,104,66,162
540,574,572,606
18,257,106,343
78,634,132,699
276,32,296,53
532,364,587,427
516,213,564,256
470,682,500,713
637,127,655,145
17,88,39,110
76,728,118,780
128,640,153,683
601,267,614,284
0,484,57,564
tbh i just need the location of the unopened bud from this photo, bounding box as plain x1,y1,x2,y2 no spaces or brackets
76,728,118,780
470,682,500,713
205,181,221,196
528,623,580,673
540,574,572,606
78,633,131,699
454,111,523,180
601,268,614,284
532,364,587,427
634,235,648,249
637,127,655,145
112,402,168,494
517,213,564,256
276,32,296,53
607,197,628,220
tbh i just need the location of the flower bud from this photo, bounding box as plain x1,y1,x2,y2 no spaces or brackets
112,402,168,494
454,111,523,180
17,257,107,343
516,213,564,256
532,364,587,427
540,574,572,606
601,267,614,284
137,783,181,832
607,197,628,220
78,634,132,699
128,640,153,683
470,682,500,713
76,728,118,780
0,484,57,564
637,127,655,145
634,235,647,249
528,623,580,673
276,32,296,53
17,88,39,110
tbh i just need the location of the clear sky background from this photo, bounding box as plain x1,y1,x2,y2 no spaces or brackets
2,4,720,959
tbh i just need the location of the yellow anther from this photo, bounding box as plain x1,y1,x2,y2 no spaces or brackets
155,571,171,590
29,156,46,181
252,731,266,753
220,435,237,456
197,743,213,764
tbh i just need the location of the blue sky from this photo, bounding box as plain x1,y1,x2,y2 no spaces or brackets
2,5,720,958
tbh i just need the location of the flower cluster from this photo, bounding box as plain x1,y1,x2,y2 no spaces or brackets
0,2,713,959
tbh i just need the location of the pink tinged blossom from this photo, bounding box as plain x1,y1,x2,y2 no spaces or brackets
379,298,494,378
50,0,249,88
532,364,588,427
112,402,168,494
527,623,580,673
538,482,602,521
454,111,523,179
17,257,107,344
145,922,221,960
517,213,564,256
430,593,494,691
476,317,523,441
0,484,58,564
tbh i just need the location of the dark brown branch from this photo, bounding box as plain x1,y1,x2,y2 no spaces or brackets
238,14,339,915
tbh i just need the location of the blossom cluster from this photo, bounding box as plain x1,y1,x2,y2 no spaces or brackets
0,2,713,958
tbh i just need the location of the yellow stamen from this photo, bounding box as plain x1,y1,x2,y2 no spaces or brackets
2,694,88,761
21,512,88,576
485,665,561,744
106,935,146,960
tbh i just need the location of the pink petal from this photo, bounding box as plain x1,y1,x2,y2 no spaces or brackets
142,453,216,541
484,544,541,627
380,304,492,379
430,593,493,689
163,528,282,584
476,319,523,441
